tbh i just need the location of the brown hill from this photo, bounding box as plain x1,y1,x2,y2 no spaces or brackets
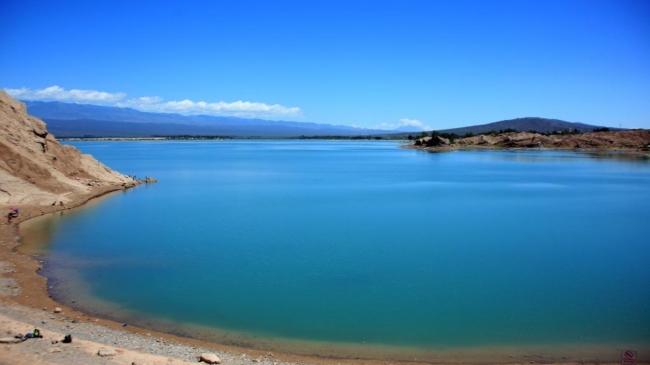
0,91,134,206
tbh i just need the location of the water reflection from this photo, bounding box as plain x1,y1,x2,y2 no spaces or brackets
447,148,650,165
18,190,123,255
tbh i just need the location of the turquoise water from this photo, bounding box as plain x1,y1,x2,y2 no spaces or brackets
26,141,650,354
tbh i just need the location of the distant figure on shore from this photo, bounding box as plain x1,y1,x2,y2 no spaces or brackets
7,207,19,223
59,201,64,206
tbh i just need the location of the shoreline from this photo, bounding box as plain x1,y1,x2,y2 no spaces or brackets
1,185,320,365
1,172,648,364
402,143,650,155
401,129,650,158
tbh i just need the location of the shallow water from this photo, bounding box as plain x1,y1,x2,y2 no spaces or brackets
21,141,650,359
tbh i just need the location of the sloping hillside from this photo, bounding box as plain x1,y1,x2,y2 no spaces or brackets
441,117,608,135
387,117,613,139
0,91,134,205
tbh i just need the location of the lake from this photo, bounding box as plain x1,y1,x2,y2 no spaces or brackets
20,141,650,361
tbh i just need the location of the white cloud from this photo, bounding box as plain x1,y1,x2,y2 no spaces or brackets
399,118,430,129
372,118,431,131
4,85,126,103
3,85,302,118
129,96,163,104
118,97,302,118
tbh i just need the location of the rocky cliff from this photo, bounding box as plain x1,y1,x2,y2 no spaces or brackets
0,91,133,205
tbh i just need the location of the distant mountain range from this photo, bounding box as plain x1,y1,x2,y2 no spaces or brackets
390,117,616,139
24,101,616,138
440,117,612,135
24,101,400,137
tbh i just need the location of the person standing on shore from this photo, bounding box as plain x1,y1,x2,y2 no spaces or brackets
6,207,18,223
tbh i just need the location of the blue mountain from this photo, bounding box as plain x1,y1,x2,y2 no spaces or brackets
23,101,393,137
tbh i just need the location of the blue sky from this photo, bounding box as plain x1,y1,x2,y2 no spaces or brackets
1,0,649,130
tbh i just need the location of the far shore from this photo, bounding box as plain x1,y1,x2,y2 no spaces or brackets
1,169,648,365
402,143,650,159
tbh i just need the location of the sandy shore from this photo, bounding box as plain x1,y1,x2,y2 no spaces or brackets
1,185,647,365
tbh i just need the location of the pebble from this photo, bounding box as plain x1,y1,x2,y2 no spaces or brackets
53,307,62,313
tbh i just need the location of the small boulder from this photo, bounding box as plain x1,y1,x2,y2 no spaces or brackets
200,353,222,364
53,307,62,313
97,348,117,357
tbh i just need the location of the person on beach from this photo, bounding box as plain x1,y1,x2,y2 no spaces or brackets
7,207,18,223
18,329,43,341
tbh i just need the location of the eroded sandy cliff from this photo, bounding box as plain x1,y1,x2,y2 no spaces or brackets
0,91,132,205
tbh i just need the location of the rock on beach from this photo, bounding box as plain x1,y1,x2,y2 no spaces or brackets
200,353,222,364
97,348,118,357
